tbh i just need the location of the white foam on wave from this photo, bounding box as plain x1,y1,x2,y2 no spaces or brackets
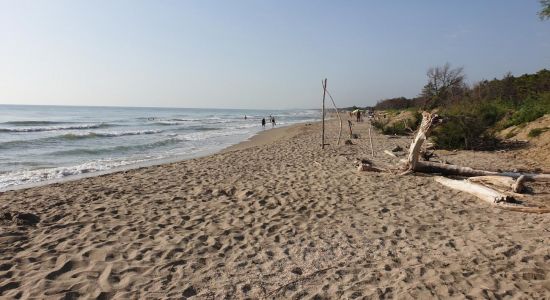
0,123,110,132
182,127,252,141
0,158,149,190
71,129,163,138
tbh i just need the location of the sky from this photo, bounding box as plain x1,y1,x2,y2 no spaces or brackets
0,1,549,109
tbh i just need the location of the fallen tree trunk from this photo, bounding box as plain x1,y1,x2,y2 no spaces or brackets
402,112,442,173
357,110,550,213
434,176,513,204
415,161,550,181
400,111,550,181
467,175,526,193
434,176,550,213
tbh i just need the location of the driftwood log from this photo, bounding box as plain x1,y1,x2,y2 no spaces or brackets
468,175,526,193
402,112,442,174
434,176,550,214
358,111,550,213
434,176,514,204
402,111,550,181
414,161,550,181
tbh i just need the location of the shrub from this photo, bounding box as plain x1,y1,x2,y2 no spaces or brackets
502,92,550,128
372,111,421,136
528,127,549,137
371,119,388,131
431,100,506,149
382,122,408,135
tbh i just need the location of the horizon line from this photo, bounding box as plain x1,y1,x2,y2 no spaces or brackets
0,103,319,111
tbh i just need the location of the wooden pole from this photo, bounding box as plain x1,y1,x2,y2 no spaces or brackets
368,121,374,158
321,78,327,149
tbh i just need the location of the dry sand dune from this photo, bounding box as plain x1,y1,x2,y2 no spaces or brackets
1,119,549,299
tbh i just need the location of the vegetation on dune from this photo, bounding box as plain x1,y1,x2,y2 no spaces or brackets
528,127,549,138
372,68,550,150
372,111,421,136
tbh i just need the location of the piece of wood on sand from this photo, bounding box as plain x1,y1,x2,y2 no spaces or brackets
401,111,550,182
384,150,397,158
366,110,550,213
401,112,442,174
467,175,527,193
435,176,513,204
414,161,550,181
356,159,385,172
434,176,550,213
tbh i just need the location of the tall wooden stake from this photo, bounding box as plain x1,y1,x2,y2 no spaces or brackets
321,78,327,149
368,121,374,158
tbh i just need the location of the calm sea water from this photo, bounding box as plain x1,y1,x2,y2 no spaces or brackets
0,105,319,190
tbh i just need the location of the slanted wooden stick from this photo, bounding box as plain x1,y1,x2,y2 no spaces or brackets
324,87,343,145
384,150,396,158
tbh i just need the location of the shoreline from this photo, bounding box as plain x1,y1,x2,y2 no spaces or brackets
0,122,311,193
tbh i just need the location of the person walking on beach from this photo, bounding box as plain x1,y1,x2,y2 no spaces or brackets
261,118,266,128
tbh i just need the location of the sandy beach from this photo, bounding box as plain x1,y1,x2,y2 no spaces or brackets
1,119,549,299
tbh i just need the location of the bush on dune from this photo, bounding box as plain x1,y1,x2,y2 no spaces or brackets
372,111,421,136
431,101,503,149
431,93,549,149
502,92,550,128
369,69,550,149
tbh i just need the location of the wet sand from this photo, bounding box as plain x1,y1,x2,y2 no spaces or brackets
1,119,549,299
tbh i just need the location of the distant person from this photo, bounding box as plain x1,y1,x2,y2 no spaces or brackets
271,116,276,127
244,115,247,120
356,111,360,123
261,118,266,128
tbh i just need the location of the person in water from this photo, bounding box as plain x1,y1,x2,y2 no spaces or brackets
261,118,266,128
271,116,276,127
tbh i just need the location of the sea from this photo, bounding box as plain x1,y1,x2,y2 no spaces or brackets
0,105,319,191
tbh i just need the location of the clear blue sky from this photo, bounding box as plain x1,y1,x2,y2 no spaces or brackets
1,1,548,109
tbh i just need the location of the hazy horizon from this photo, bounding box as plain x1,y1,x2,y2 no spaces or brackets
0,103,318,110
1,1,549,109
